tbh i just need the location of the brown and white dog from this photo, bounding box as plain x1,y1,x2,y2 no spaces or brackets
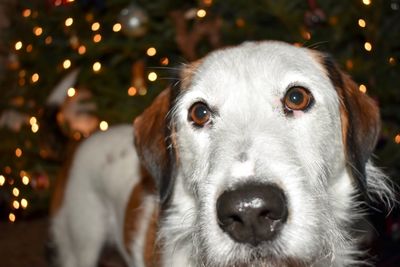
50,41,393,267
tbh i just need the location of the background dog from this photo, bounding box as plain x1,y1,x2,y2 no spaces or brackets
50,41,393,267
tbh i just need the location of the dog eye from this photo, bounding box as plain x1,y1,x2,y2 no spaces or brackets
188,102,211,127
283,86,313,112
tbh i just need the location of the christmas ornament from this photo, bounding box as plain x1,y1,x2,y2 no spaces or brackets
118,4,149,37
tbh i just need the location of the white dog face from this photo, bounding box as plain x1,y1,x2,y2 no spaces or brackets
134,41,390,267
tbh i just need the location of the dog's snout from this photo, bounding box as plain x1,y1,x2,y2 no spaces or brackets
216,183,288,246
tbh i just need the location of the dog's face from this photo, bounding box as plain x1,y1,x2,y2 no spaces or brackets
134,41,386,266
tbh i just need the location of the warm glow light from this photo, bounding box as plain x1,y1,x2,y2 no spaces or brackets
63,59,72,69
21,198,28,209
160,57,169,65
99,121,108,131
197,9,207,18
389,57,396,65
22,175,30,185
9,213,16,223
22,9,31,17
146,47,157,56
395,134,400,144
65,17,74,27
31,123,39,133
30,117,37,125
15,41,23,51
67,87,76,97
139,88,147,96
0,175,5,186
359,84,367,93
203,0,213,5
93,34,102,43
148,72,157,82
15,148,22,158
26,44,33,53
33,26,43,36
78,45,86,55
45,36,53,45
91,22,100,31
128,86,137,96
12,188,20,197
13,200,20,209
93,62,101,72
31,73,39,83
364,42,372,51
113,23,122,32
358,19,366,28
362,0,371,5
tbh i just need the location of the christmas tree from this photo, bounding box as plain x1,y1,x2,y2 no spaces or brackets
0,0,399,225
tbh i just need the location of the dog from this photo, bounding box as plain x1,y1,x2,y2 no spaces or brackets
50,41,394,267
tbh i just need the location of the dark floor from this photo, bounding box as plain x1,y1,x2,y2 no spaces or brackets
0,218,48,267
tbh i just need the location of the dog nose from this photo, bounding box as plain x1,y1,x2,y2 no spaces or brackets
216,183,288,246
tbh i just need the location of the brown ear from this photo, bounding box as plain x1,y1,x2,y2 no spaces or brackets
133,88,175,204
322,55,381,194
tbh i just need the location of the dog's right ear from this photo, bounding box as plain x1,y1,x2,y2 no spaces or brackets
133,88,175,204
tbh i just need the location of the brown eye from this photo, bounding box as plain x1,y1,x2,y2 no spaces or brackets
189,102,211,127
283,86,313,112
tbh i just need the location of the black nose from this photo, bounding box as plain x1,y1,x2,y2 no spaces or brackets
216,183,288,246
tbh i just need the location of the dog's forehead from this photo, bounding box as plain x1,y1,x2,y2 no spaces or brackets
193,42,326,93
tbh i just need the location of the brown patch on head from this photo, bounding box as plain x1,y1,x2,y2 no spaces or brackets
312,51,381,194
179,59,203,90
134,88,175,204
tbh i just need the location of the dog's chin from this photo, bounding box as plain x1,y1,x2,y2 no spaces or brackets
198,241,310,267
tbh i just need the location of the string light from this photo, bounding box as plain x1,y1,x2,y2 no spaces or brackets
197,9,207,18
203,0,213,5
22,9,31,17
21,198,28,209
91,22,100,31
13,200,20,210
93,62,101,72
31,123,39,133
26,44,33,53
54,0,62,6
395,134,400,144
78,45,86,55
148,72,157,82
362,0,371,5
15,148,22,158
31,73,40,83
9,213,16,223
359,84,367,93
113,23,122,32
65,17,74,27
99,121,108,131
45,36,53,45
139,88,147,96
33,26,43,36
0,175,5,186
15,41,23,51
12,188,20,197
22,175,30,185
160,57,169,65
63,59,72,69
67,87,76,97
389,57,396,65
128,86,137,96
30,116,37,125
364,42,372,52
358,19,366,28
146,47,157,56
93,34,102,43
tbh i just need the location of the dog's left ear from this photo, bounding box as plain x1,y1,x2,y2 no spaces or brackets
133,88,175,204
321,55,381,194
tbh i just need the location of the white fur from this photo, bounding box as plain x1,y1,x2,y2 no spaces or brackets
51,41,393,267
